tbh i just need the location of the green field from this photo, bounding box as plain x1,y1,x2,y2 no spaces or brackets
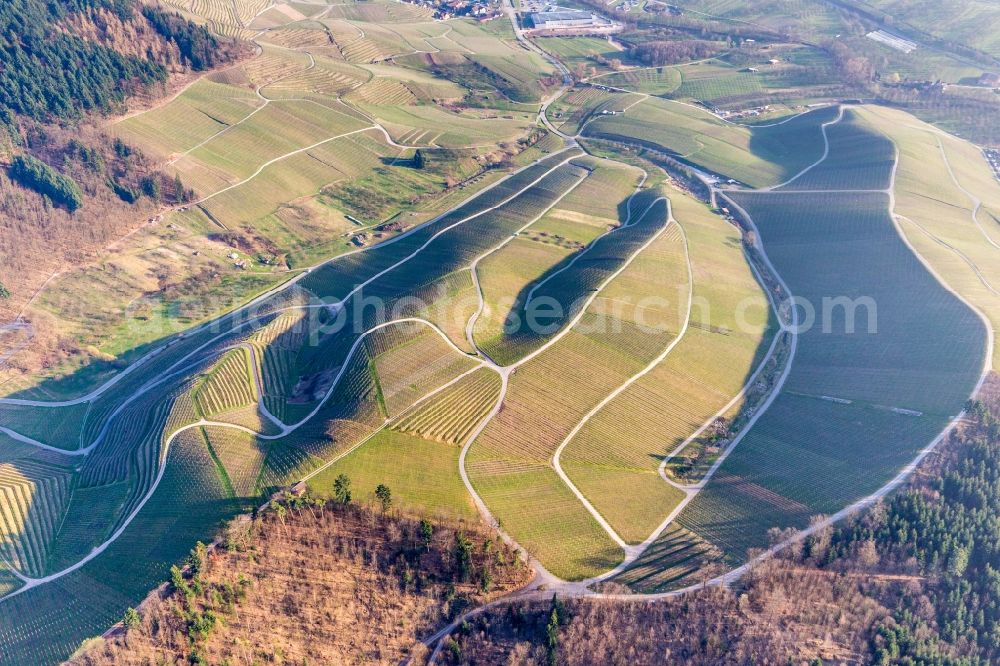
537,36,630,74
674,62,765,101
5,0,1000,657
669,0,987,84
676,122,986,566
848,0,1000,58
307,430,478,520
594,66,682,95
583,98,839,187
546,86,644,135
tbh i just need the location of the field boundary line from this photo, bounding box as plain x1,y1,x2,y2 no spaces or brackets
763,105,844,190
658,254,785,488
0,148,590,591
931,133,1000,251
0,148,581,407
551,204,688,555
191,126,375,206
896,215,1000,298
456,195,677,586
523,165,649,305
579,77,832,131
163,46,314,166
897,119,1000,252
465,162,592,357
509,195,672,371
0,426,87,457
580,189,800,585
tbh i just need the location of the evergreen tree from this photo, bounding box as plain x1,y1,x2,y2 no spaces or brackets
374,484,392,512
9,154,83,211
333,474,352,505
420,519,434,550
0,0,167,122
141,6,225,71
122,607,140,633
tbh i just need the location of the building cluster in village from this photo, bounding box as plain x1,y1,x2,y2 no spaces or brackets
403,0,502,21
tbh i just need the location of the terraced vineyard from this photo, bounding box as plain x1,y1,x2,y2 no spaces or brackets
560,192,777,545
0,145,649,660
674,116,987,566
2,0,999,658
194,348,257,417
592,66,682,95
394,367,499,442
466,199,682,578
0,460,73,579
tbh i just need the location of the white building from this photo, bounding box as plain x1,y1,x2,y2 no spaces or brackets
530,10,600,29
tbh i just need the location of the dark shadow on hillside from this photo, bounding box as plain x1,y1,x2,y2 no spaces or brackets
487,183,779,410
482,189,669,364
0,151,613,660
747,104,841,184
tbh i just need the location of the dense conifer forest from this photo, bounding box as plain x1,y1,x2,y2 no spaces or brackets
140,4,225,71
827,397,1000,663
0,0,166,122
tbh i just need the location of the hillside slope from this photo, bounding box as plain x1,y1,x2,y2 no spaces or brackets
67,494,531,665
0,0,242,340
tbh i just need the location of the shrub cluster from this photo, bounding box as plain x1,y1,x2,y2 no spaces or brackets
9,154,83,211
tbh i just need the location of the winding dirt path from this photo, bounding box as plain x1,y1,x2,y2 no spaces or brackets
550,200,688,557
464,161,591,355
451,193,683,585
420,106,994,662
523,165,648,305
0,147,587,596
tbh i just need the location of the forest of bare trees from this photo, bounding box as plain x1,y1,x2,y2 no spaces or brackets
69,490,531,665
